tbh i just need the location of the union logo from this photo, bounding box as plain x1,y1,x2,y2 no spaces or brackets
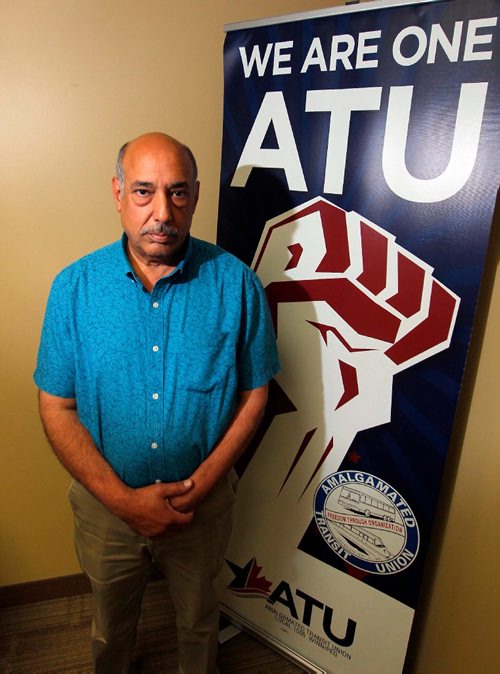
314,471,420,574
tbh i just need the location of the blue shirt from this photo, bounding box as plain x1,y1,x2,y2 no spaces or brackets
34,235,280,487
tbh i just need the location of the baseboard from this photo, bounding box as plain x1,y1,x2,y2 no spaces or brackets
0,573,91,608
0,565,165,608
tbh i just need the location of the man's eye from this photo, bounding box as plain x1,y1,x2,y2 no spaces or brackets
171,190,188,199
135,189,150,197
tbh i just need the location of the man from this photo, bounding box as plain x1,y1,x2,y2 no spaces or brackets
34,132,280,673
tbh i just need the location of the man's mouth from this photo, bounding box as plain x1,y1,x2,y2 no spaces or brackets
149,232,176,242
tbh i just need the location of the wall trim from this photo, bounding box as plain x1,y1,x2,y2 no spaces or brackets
0,573,91,608
0,566,165,608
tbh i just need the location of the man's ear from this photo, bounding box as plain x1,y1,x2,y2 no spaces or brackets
193,180,200,212
111,177,122,212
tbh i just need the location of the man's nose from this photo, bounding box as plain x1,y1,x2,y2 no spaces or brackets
153,191,172,223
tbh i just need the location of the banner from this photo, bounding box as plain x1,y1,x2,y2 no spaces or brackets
215,1,499,671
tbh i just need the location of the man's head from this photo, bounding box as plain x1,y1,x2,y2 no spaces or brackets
112,132,199,268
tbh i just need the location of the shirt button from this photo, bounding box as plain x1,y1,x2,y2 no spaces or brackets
151,442,158,449
152,393,159,400
152,301,159,309
152,345,159,352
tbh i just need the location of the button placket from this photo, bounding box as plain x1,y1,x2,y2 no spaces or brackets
147,289,165,480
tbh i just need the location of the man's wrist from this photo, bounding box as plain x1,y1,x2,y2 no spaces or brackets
97,482,136,520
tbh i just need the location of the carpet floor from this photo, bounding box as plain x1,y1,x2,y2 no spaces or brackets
0,579,305,673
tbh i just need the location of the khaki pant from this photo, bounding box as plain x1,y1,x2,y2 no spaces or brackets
68,475,236,674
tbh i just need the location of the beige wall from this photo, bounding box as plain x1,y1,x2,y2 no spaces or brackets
0,1,497,672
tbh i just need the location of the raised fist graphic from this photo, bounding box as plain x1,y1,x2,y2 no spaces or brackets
229,197,459,569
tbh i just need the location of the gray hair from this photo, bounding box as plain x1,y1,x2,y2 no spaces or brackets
115,141,129,191
115,137,198,192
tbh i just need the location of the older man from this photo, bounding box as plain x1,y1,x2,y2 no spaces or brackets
34,132,280,673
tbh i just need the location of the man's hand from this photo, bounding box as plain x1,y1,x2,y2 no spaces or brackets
38,384,267,536
168,477,207,514
119,479,195,538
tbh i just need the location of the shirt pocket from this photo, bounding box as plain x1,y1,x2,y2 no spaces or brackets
178,334,236,393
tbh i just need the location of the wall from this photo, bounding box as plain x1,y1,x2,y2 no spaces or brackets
0,1,497,673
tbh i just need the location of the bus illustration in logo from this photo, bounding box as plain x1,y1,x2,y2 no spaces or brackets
338,486,396,522
333,522,392,561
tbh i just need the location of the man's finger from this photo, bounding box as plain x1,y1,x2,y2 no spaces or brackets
159,479,193,497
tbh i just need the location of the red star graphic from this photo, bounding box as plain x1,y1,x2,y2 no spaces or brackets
347,449,362,464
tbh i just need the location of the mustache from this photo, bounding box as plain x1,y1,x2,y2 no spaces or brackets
141,222,179,237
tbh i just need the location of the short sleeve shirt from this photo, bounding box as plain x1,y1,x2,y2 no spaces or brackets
34,235,280,487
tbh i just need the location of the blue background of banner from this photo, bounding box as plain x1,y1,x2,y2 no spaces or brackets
217,0,498,608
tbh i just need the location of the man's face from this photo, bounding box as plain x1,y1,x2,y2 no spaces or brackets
112,134,199,268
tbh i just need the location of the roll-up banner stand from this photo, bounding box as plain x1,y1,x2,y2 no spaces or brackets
215,0,499,671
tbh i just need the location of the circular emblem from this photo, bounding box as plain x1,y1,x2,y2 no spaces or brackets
314,471,419,575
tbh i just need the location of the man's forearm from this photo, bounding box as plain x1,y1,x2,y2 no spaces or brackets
38,390,133,515
170,384,268,511
198,384,268,481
